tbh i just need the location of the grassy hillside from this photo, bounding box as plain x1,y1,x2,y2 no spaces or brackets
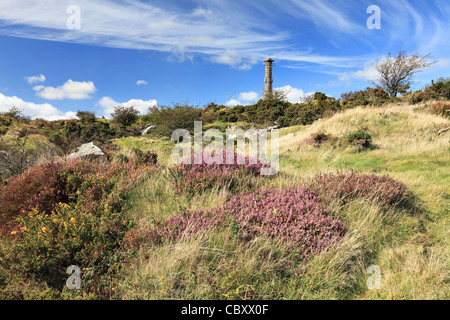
114,103,449,300
0,102,448,300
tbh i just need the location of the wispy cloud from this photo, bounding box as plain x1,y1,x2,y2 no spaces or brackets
1,0,449,79
0,0,287,69
136,80,148,86
25,74,46,84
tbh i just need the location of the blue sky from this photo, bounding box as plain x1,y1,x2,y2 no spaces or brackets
0,0,449,120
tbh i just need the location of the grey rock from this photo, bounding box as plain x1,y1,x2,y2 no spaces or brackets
141,125,156,135
68,142,106,161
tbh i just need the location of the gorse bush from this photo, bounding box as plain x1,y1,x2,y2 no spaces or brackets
5,202,133,295
341,87,390,108
168,150,267,196
308,171,412,208
346,130,372,148
428,101,450,118
0,159,157,297
0,160,156,235
127,187,346,264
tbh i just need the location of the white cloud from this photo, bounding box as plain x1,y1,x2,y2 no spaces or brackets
191,6,214,20
136,80,148,86
25,74,46,84
34,79,97,100
98,96,158,117
0,93,76,121
225,99,242,107
274,85,315,103
238,91,259,102
211,50,244,68
225,91,259,107
338,65,380,83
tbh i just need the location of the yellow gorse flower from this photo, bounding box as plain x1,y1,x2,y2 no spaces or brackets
70,218,76,223
42,227,48,233
10,231,18,235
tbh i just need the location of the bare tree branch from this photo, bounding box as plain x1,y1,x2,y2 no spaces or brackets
370,51,434,98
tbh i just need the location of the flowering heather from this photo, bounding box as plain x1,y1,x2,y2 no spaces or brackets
168,150,268,196
308,171,412,208
130,187,346,262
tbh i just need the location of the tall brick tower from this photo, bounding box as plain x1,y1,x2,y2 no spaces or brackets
263,58,275,100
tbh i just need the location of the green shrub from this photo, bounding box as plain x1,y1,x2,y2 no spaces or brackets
311,132,330,146
341,87,389,108
111,106,140,128
346,130,372,148
144,103,203,138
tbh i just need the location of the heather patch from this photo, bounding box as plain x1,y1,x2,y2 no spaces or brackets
126,187,346,263
167,150,268,196
308,171,412,208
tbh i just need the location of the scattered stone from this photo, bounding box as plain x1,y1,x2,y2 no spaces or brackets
68,142,106,161
141,125,156,135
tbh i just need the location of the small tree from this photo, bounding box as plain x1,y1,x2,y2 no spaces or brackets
76,110,96,123
370,51,434,98
1,106,23,119
111,106,140,128
0,133,36,179
146,103,202,138
300,93,315,103
272,88,290,101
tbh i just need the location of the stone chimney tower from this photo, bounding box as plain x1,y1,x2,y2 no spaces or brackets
263,58,275,100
